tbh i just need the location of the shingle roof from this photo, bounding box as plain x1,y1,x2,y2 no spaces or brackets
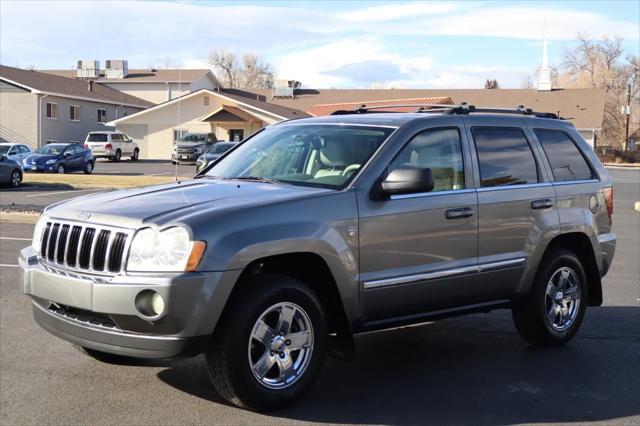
261,88,606,130
40,68,212,84
307,96,454,116
0,65,152,108
219,89,309,119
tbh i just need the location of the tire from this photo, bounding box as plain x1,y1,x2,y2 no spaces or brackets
171,160,177,165
114,150,122,162
131,149,139,161
512,247,587,347
206,274,327,411
84,161,94,175
56,164,65,174
9,169,22,187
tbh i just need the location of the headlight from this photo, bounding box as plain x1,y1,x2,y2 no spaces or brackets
126,226,206,272
45,159,55,165
32,215,48,254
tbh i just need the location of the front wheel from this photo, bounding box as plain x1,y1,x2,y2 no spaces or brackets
56,164,65,174
512,248,587,347
206,274,327,411
9,169,22,187
84,161,94,174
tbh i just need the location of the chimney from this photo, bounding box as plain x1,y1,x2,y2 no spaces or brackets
537,24,552,91
88,80,94,92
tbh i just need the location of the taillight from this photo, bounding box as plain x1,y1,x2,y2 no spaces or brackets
105,143,112,150
603,186,614,219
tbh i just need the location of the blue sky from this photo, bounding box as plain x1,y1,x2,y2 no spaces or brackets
1,1,638,89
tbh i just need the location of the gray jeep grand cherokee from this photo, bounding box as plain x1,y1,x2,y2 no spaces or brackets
19,104,616,411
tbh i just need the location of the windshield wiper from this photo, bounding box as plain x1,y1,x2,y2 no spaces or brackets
226,176,279,184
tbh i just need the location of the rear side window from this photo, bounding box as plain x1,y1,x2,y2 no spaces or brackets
472,128,538,187
535,129,595,182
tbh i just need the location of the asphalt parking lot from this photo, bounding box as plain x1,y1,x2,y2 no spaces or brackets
89,158,196,177
0,168,638,425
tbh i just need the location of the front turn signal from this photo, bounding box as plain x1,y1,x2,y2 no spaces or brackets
185,241,207,272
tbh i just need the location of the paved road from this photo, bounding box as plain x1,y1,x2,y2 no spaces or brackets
0,169,638,425
90,158,196,176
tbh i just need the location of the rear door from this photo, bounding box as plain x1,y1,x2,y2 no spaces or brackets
358,119,481,321
464,117,559,295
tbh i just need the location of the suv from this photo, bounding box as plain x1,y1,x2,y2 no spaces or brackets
19,105,616,411
172,133,217,164
84,131,139,162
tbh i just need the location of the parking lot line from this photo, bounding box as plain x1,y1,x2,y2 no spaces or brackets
150,172,171,176
0,237,31,241
0,264,18,268
24,188,96,198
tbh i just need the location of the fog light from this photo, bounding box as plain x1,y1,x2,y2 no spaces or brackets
135,290,165,318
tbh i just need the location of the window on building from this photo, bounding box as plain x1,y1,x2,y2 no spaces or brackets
97,108,107,123
69,105,80,121
388,128,465,192
46,102,58,119
535,129,595,182
472,127,539,187
204,96,210,106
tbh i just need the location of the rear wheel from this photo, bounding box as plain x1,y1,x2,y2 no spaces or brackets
114,150,122,162
206,274,327,411
9,169,22,187
131,148,139,161
84,161,94,174
56,164,65,174
512,248,587,346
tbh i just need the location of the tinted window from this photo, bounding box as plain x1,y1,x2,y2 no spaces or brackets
87,133,108,142
8,146,18,154
389,128,465,192
111,134,123,142
472,128,538,187
73,145,83,154
19,146,30,153
535,130,594,182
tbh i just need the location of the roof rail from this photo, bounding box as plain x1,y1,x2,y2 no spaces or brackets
330,103,561,119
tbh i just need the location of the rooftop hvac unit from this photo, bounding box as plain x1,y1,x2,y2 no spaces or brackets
272,80,301,99
105,59,129,79
76,60,100,79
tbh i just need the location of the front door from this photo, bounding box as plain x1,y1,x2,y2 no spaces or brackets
357,125,479,322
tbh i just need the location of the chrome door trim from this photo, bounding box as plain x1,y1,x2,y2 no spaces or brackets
476,182,553,192
390,188,475,200
552,179,599,186
363,257,526,290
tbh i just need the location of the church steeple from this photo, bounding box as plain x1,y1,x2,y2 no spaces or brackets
538,22,552,91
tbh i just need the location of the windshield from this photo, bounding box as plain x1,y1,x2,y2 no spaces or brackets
87,133,108,142
205,124,394,189
34,144,67,155
209,143,236,154
0,146,9,155
179,134,206,143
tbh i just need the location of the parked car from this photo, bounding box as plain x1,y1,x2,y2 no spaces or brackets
20,106,616,411
0,154,23,187
23,143,95,174
172,133,217,164
84,131,139,162
0,143,33,163
195,141,238,173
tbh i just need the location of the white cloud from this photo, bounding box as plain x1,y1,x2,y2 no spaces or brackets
339,2,460,22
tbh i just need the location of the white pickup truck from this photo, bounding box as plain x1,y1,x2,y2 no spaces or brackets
84,131,139,162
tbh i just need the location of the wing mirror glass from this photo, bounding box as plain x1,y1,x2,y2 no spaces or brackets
378,166,435,197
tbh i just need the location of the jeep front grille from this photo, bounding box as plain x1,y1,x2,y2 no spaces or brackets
39,220,134,274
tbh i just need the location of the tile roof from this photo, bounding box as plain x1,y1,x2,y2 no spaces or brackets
307,96,454,116
40,68,212,84
0,65,152,108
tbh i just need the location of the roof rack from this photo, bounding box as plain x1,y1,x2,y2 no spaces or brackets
330,103,561,119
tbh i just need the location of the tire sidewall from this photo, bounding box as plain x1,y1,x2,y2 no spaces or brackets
57,164,65,174
115,150,121,162
533,250,588,342
208,276,327,410
11,169,21,187
84,161,93,174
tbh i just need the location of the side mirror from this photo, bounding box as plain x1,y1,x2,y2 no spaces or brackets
379,166,434,197
0,154,7,161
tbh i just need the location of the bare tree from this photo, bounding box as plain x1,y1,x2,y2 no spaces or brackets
521,75,535,89
209,50,274,90
484,79,500,89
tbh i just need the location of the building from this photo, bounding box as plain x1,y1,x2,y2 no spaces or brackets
0,65,151,148
42,63,219,104
106,88,308,158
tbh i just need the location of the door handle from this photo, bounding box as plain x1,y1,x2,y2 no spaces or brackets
446,207,474,219
531,198,554,209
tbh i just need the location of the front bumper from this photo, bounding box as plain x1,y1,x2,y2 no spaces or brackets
19,246,233,359
172,153,201,163
22,163,55,172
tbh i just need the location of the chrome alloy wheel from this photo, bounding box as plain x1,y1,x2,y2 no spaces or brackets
545,266,581,332
248,302,314,389
11,170,21,187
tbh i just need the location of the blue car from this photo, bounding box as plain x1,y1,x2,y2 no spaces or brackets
23,143,95,174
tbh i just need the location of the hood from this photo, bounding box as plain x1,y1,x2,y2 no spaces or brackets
26,154,59,163
44,178,332,228
202,153,222,161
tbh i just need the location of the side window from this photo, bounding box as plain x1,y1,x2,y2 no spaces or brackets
20,146,30,153
8,146,17,154
73,145,83,154
111,134,123,142
535,129,595,182
389,128,465,192
472,127,538,187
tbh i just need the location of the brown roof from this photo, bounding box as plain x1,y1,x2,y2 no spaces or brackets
202,105,263,123
219,89,309,120
41,68,212,84
262,88,605,129
0,65,152,108
307,96,454,116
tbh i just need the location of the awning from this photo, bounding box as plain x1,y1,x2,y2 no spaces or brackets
201,105,263,124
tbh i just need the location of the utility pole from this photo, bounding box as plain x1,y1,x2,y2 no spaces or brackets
624,81,631,154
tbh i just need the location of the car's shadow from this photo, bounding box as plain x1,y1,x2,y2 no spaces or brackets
115,307,640,425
